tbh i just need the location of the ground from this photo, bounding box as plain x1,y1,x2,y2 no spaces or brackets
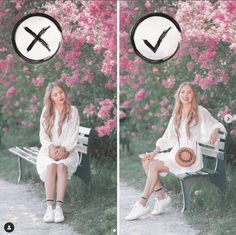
119,181,200,235
0,179,82,235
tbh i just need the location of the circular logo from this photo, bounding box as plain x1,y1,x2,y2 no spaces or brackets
224,114,233,123
4,222,14,233
12,13,62,63
131,13,181,64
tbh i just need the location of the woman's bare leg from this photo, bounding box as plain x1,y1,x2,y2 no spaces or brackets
45,164,57,205
142,159,166,200
140,160,169,205
56,163,68,207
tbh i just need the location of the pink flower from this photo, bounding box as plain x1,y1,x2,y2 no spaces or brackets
162,75,175,88
83,104,97,117
32,76,44,87
120,101,130,109
135,89,148,101
55,62,61,71
145,0,151,9
119,110,127,120
99,99,114,106
65,72,79,88
9,75,16,82
231,129,236,137
105,119,116,129
6,86,17,98
98,105,112,120
30,95,37,103
96,125,112,137
168,105,173,111
80,70,93,84
192,74,202,84
218,106,231,119
105,81,115,90
200,95,207,103
187,62,194,71
161,107,169,116
139,76,145,84
160,98,169,106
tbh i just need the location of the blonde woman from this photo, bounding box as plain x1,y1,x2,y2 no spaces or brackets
36,82,80,223
126,82,226,220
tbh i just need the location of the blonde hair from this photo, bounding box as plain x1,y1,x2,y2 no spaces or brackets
43,82,71,139
173,82,199,139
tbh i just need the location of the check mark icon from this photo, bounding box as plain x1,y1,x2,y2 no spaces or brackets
143,26,172,53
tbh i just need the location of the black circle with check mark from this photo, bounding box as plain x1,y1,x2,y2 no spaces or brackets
131,13,182,64
12,13,62,63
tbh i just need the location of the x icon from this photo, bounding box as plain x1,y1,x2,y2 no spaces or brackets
24,26,51,52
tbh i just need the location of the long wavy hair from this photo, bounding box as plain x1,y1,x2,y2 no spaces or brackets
173,82,199,139
43,82,71,139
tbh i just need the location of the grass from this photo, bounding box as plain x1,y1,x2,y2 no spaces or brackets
0,128,117,235
120,131,236,235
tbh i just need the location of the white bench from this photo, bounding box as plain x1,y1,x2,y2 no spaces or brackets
176,131,227,212
8,126,91,188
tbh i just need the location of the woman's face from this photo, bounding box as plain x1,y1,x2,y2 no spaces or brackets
51,86,65,106
179,85,194,105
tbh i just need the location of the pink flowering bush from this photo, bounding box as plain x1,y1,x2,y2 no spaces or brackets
0,0,117,150
120,0,236,161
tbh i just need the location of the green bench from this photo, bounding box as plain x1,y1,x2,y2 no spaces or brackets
8,126,92,189
176,131,227,212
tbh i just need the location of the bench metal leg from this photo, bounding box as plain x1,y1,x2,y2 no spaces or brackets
180,179,192,212
17,157,22,183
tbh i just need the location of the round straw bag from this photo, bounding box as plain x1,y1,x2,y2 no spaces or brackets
175,147,196,167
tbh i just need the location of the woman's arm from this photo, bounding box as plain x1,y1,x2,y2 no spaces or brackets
142,117,176,161
39,108,53,149
155,117,177,151
60,106,80,153
199,106,226,144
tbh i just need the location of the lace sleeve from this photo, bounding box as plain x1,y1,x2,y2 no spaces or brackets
155,117,177,151
61,106,80,152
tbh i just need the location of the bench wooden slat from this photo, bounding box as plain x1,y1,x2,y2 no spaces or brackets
77,144,88,154
78,136,89,145
200,147,218,158
79,126,91,135
9,147,36,165
23,147,38,156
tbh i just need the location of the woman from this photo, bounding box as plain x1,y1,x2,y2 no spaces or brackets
36,82,80,223
125,82,226,220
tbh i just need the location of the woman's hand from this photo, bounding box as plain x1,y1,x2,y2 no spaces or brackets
142,147,160,161
49,145,59,160
55,147,69,160
210,128,219,144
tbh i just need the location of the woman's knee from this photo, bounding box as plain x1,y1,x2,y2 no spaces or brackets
57,163,68,174
148,160,161,172
47,163,57,173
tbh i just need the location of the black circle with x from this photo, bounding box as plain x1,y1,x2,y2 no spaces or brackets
12,12,62,63
24,26,51,52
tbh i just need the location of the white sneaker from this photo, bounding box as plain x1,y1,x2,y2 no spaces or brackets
43,205,54,223
151,194,171,215
54,206,65,223
125,201,150,221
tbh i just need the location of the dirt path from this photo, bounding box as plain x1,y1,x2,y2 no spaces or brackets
119,181,200,235
0,179,82,235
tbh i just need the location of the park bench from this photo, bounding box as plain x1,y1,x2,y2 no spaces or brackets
176,131,227,212
8,126,91,189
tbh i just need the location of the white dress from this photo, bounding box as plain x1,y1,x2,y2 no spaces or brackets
154,105,226,176
36,105,80,182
